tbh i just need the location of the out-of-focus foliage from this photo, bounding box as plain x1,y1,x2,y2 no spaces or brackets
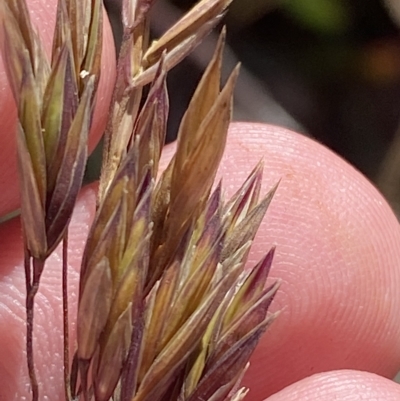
280,0,350,35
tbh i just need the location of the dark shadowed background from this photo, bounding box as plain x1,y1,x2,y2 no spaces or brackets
97,0,400,215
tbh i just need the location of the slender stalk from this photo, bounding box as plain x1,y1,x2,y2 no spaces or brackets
26,290,38,401
24,254,37,401
63,232,72,401
24,250,31,295
26,258,45,401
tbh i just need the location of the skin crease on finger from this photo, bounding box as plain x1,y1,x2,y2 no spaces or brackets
1,123,400,400
0,0,116,218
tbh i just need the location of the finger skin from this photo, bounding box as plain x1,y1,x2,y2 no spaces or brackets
0,0,116,217
220,124,400,399
264,370,400,400
1,124,400,400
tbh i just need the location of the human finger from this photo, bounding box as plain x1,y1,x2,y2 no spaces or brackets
212,123,400,399
263,370,400,401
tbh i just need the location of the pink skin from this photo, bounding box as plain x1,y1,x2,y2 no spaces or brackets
1,1,400,400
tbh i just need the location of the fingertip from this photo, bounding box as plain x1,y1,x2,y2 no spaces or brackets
216,123,400,398
263,370,400,401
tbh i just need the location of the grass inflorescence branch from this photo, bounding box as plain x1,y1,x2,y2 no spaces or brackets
1,0,280,400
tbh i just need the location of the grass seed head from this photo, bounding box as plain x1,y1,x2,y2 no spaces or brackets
1,0,281,400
